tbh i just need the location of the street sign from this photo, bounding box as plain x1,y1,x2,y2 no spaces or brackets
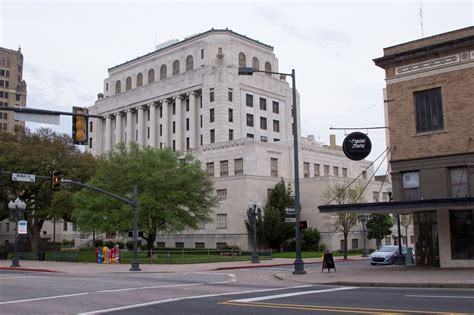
285,207,295,214
285,217,296,223
12,173,36,183
18,220,27,234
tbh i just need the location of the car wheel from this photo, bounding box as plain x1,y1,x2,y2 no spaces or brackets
371,263,376,266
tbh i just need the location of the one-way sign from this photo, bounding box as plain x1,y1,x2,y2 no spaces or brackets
285,207,295,214
12,173,36,183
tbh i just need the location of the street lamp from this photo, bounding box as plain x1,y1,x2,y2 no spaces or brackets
8,197,27,268
247,199,262,263
358,214,369,257
388,191,405,265
239,66,305,274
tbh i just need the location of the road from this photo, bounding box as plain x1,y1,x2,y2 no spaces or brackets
0,265,473,314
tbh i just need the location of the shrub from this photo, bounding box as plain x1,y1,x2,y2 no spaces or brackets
318,243,327,253
104,240,115,248
115,241,124,249
126,241,134,251
93,239,103,247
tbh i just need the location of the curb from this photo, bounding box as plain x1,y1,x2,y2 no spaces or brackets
213,258,360,270
0,266,61,273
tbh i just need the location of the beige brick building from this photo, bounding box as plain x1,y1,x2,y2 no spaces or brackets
373,27,474,268
0,47,27,133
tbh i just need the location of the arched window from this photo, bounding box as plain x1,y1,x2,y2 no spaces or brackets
265,62,272,75
115,80,121,94
160,65,167,79
252,57,259,70
126,76,132,90
136,73,143,87
148,69,155,83
172,60,180,76
239,52,246,67
186,55,193,71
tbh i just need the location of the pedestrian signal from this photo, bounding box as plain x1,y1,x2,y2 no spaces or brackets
51,170,61,191
72,106,88,145
299,220,308,230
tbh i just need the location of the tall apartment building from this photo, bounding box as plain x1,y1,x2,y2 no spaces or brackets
85,29,391,251
373,27,474,268
0,47,27,133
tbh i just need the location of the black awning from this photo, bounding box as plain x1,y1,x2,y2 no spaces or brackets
318,197,474,214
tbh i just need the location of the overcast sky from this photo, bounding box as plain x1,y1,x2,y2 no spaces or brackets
1,0,473,170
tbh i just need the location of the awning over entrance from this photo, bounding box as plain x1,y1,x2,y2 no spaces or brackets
318,197,474,214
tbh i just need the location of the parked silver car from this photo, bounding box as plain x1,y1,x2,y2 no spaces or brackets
369,245,406,265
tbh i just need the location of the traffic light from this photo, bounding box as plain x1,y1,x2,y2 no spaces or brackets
72,106,88,145
51,170,61,191
299,220,308,230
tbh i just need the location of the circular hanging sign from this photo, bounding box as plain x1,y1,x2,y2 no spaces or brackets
342,132,372,161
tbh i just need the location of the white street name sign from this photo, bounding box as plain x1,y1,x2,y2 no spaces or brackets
18,220,28,234
12,173,36,183
285,217,296,223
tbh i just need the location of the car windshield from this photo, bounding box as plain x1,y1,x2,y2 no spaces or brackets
379,247,398,252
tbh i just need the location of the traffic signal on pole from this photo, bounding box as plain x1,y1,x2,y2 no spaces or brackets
299,220,308,230
72,106,88,145
51,170,61,191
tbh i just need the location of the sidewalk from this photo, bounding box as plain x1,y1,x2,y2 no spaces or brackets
1,257,473,288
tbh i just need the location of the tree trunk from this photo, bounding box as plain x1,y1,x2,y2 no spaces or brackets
28,218,45,253
343,233,348,260
376,238,381,249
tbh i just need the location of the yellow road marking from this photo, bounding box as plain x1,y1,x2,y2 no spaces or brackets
219,301,471,315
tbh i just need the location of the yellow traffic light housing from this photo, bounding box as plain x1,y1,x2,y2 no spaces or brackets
72,106,88,145
51,170,62,191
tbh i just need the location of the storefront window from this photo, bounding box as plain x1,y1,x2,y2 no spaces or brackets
450,210,474,259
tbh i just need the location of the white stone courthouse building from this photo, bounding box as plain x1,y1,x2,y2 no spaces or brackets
84,29,393,251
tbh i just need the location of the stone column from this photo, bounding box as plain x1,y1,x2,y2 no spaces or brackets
196,93,201,149
105,115,112,152
188,92,197,150
126,109,134,145
175,96,183,152
115,112,122,146
137,105,145,146
149,102,157,148
162,99,169,147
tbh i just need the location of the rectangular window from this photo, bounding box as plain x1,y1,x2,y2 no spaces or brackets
234,158,243,175
200,134,203,145
385,236,391,245
324,165,330,176
217,214,227,229
273,120,280,132
210,108,215,123
206,162,214,177
228,88,233,102
172,121,176,134
228,108,233,122
351,239,359,249
246,94,253,107
415,88,444,133
147,109,150,121
246,113,254,127
15,94,20,101
172,140,176,150
402,171,420,200
382,192,389,201
274,138,280,142
450,167,469,198
340,239,346,251
63,221,68,232
260,135,268,142
160,106,163,118
272,101,279,114
229,129,233,141
271,158,278,177
172,103,176,115
186,137,190,151
303,162,310,178
186,99,189,112
201,49,204,59
260,117,267,130
247,133,254,139
135,130,138,141
6,222,10,232
217,189,227,200
159,124,162,136
260,97,267,111
89,121,93,132
89,137,93,149
216,242,228,249
195,242,205,249
186,118,190,131
362,170,367,179
220,160,228,177
333,166,339,177
147,127,150,139
175,242,184,249
210,129,215,143
200,115,203,128
210,88,215,102
314,164,320,176
373,191,379,202
342,167,348,178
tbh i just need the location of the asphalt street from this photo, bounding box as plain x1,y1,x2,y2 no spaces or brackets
1,265,473,315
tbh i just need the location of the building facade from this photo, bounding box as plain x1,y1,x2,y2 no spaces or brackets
374,27,474,267
83,29,392,251
0,47,27,133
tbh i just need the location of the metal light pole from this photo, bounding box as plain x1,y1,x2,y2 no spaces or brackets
248,200,261,263
238,67,305,274
358,214,368,257
130,185,141,271
8,197,26,268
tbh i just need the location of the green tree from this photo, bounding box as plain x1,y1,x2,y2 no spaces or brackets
400,214,412,246
324,183,365,259
0,128,96,251
73,143,218,250
366,213,393,248
302,227,321,251
263,179,295,251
